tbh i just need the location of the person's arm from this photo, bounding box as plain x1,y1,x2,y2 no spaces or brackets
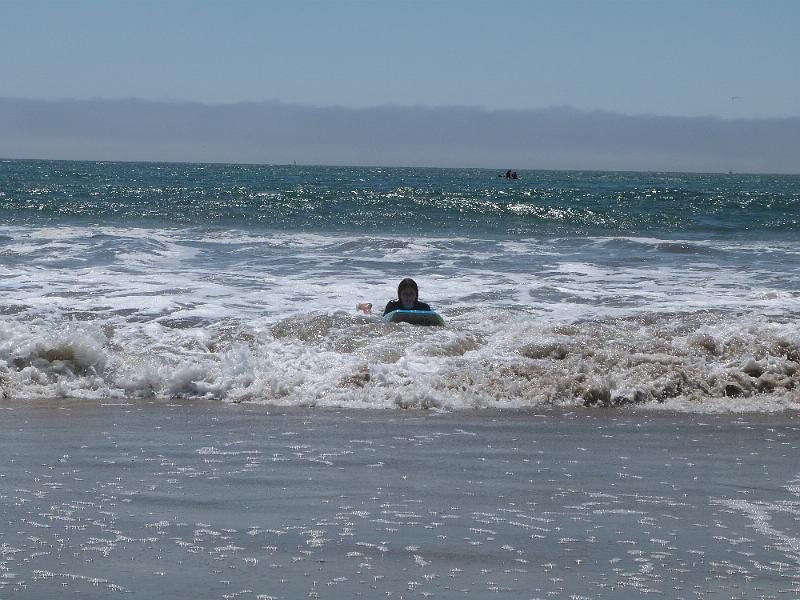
383,300,400,316
357,303,373,315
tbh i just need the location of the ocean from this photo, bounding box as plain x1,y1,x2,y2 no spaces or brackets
1,160,798,411
1,160,799,598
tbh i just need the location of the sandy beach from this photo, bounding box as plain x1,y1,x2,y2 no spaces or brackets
1,400,798,599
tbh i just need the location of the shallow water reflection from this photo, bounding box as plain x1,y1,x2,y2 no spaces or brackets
1,403,799,599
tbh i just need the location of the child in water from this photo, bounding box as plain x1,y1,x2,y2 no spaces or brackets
357,278,432,315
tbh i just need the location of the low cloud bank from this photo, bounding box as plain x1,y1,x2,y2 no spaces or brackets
1,97,798,173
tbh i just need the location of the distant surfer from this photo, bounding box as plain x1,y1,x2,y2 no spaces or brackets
499,170,518,179
357,278,432,315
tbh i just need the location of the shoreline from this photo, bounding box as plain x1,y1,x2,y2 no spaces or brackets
2,397,799,598
4,395,800,418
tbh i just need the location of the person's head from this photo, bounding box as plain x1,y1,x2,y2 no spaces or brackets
397,278,418,309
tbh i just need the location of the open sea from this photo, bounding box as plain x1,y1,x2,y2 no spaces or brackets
1,159,799,598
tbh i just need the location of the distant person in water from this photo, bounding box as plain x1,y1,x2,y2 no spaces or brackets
357,278,431,315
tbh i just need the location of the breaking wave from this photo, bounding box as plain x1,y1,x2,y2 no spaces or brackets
2,310,798,412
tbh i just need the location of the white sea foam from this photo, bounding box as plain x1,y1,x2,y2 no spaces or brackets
1,225,798,411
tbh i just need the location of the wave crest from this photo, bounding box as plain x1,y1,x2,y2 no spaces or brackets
0,311,798,412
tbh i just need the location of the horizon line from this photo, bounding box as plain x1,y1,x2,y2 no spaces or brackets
3,96,799,174
1,155,793,178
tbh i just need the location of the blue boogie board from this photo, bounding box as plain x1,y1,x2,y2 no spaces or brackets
382,309,445,327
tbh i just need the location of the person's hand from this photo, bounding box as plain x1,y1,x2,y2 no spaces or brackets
357,302,373,315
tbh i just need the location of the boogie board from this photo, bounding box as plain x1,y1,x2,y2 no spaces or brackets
382,309,445,327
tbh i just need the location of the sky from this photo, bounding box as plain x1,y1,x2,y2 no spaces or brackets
1,0,799,171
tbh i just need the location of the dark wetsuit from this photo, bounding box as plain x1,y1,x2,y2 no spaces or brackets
383,299,432,316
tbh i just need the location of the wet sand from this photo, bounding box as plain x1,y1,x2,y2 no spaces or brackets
1,401,799,599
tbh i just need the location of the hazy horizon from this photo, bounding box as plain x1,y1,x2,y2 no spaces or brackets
2,96,799,174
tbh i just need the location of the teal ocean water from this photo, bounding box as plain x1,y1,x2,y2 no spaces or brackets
2,160,799,236
1,159,799,410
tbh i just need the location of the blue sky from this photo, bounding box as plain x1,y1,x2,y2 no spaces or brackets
2,0,798,118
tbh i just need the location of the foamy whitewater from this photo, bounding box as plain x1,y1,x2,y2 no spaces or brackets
1,160,799,411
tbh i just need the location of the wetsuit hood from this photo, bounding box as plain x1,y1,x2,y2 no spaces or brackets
397,278,419,303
